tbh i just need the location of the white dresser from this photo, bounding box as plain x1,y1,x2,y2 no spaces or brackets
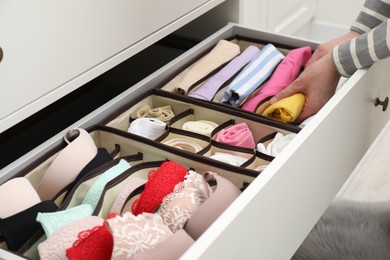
1,1,390,259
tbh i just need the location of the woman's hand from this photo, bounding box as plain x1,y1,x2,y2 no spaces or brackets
270,52,341,122
306,30,360,67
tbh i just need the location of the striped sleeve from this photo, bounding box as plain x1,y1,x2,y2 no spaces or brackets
351,0,390,33
333,19,390,76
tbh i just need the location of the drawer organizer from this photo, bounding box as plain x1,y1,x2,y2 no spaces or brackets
2,23,390,259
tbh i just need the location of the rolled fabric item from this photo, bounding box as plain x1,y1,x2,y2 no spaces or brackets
209,152,248,166
162,138,204,153
128,118,167,140
215,122,256,149
221,44,285,107
261,93,305,123
136,105,174,123
188,45,260,101
256,132,297,156
174,40,240,95
182,120,218,136
242,46,312,112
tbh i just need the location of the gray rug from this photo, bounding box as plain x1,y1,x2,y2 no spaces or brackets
292,200,390,260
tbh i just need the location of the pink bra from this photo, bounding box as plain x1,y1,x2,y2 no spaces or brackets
36,128,98,200
131,161,187,215
184,171,242,240
157,170,212,232
38,216,104,260
0,177,41,218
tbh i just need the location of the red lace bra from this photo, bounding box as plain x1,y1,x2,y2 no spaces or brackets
66,214,116,260
131,161,187,215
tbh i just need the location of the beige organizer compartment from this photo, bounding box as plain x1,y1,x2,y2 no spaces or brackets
1,23,390,259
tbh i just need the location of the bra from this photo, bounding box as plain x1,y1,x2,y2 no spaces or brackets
184,171,241,240
132,229,194,260
0,200,58,251
38,216,104,260
157,170,212,232
66,221,114,260
36,128,98,200
0,177,41,218
36,204,94,237
107,212,173,259
131,161,188,215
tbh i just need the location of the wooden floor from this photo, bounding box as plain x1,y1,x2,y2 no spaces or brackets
336,119,390,202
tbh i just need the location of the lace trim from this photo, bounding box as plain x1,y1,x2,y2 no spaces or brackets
157,170,212,232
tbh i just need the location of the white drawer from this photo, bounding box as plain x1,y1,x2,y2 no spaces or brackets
0,0,225,133
1,23,390,259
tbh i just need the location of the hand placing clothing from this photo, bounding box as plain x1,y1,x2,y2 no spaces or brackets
270,30,360,122
270,52,340,122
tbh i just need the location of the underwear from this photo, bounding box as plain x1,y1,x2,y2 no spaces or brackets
110,178,147,215
162,138,204,153
81,159,131,210
182,120,219,136
66,221,113,260
36,128,98,201
157,170,212,232
184,171,241,240
257,132,297,156
136,105,175,123
0,200,58,251
215,122,256,149
132,161,188,215
0,177,41,218
107,212,172,259
132,229,194,260
209,152,248,166
67,147,113,193
36,204,94,237
38,216,104,260
128,118,167,140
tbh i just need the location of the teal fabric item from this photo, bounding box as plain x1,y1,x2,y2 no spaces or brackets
36,204,93,237
81,159,131,210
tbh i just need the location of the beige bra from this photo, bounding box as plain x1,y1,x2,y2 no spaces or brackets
36,128,98,200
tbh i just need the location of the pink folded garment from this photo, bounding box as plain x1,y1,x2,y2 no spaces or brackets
215,122,256,149
242,46,312,112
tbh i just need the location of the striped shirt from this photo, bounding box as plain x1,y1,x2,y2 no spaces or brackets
333,0,390,76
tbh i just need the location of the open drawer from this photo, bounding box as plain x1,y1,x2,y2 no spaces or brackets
1,23,390,259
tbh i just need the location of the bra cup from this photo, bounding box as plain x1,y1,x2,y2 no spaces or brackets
184,172,241,240
0,177,41,218
132,229,194,260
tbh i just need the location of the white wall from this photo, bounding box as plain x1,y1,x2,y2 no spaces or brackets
315,0,364,26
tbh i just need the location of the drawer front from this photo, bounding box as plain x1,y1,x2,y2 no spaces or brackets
0,0,224,133
1,24,390,259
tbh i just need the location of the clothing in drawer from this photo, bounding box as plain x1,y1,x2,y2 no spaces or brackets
158,35,313,125
0,125,256,259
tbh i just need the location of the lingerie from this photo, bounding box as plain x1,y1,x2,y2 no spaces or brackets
128,118,167,140
132,161,187,215
215,122,256,149
36,128,98,201
182,120,218,136
162,138,204,153
36,204,94,237
107,212,172,259
184,171,241,240
110,178,147,215
136,105,174,123
157,170,212,232
0,200,58,251
38,216,104,260
0,177,41,218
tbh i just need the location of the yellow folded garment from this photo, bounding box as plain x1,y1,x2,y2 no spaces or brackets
262,93,305,123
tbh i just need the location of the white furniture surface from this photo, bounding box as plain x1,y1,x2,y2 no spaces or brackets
1,1,390,259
